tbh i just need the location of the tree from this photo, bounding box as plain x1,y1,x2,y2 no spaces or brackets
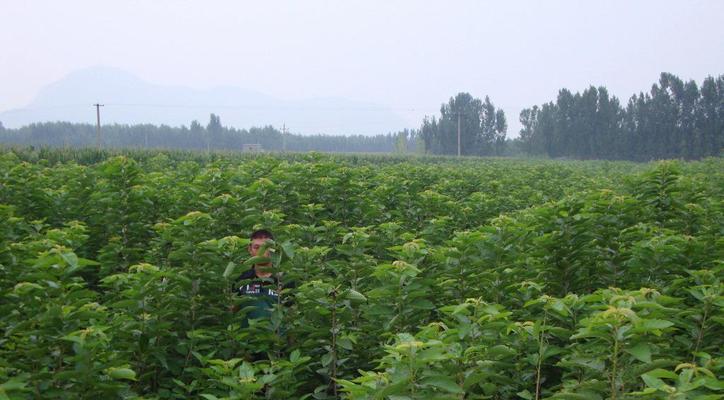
538,102,557,157
494,108,508,155
440,93,482,155
420,116,438,154
479,96,496,155
553,89,575,158
394,130,408,153
421,93,507,156
206,114,223,152
698,75,724,158
190,120,205,150
519,106,538,155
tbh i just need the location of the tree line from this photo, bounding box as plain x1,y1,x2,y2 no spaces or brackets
517,72,723,160
0,118,409,153
1,72,721,160
413,72,722,160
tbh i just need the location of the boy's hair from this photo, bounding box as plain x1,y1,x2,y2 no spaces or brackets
250,229,274,241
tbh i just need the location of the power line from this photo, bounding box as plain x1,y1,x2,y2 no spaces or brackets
4,102,533,119
103,102,437,113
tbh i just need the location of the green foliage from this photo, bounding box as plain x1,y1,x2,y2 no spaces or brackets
519,72,724,161
0,147,721,399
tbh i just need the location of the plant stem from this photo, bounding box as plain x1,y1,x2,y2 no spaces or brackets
330,289,338,398
535,313,547,400
610,327,620,400
692,301,710,361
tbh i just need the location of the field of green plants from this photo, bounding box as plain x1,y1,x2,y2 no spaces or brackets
1,147,722,399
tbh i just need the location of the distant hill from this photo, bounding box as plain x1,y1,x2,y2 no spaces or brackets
0,66,409,135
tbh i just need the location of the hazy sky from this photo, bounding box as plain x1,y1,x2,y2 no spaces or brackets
2,0,723,136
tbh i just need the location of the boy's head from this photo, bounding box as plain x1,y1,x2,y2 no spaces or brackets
250,229,274,242
248,229,274,277
248,229,274,257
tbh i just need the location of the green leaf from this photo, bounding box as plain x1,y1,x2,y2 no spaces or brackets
550,299,570,316
77,257,100,266
106,367,137,381
13,282,43,295
640,319,674,330
238,362,255,380
486,345,516,359
626,343,652,363
548,394,602,400
517,390,533,399
290,349,301,362
0,379,28,392
636,319,675,336
702,377,724,391
422,377,463,394
61,334,83,344
60,252,79,269
641,374,674,393
345,289,367,303
223,261,237,279
281,241,296,259
645,369,678,379
412,299,436,310
417,347,449,362
243,256,271,266
630,388,658,396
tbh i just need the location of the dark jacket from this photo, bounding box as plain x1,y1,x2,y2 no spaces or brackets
234,268,293,326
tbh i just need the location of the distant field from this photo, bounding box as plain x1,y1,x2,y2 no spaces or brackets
1,147,721,399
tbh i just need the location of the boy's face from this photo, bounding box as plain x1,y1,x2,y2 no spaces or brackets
248,237,272,262
249,236,273,277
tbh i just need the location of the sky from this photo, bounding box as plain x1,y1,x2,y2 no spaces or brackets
1,0,723,137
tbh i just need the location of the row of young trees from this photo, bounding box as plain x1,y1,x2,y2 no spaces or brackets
518,73,723,160
0,118,403,153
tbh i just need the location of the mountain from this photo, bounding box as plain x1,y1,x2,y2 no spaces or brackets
0,66,409,136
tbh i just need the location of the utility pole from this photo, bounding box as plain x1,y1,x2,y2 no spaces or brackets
281,123,288,152
457,112,461,157
93,103,104,149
